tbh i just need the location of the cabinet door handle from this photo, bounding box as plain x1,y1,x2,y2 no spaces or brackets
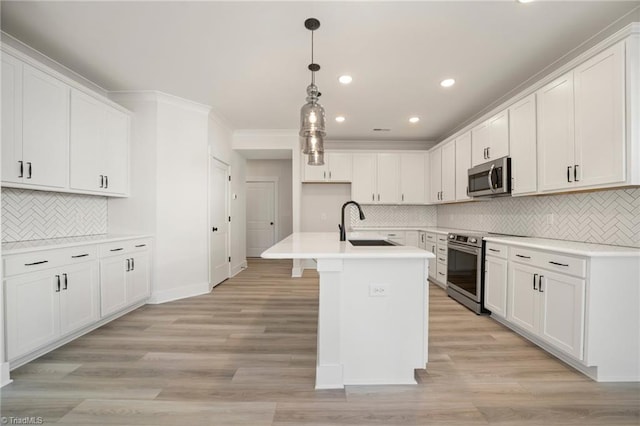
126,258,131,272
62,273,68,290
377,194,380,201
110,248,124,252
329,171,332,179
71,253,89,258
567,166,573,183
539,275,544,292
131,258,135,271
212,227,218,232
323,171,326,179
55,275,61,292
135,244,146,248
489,248,500,253
402,194,404,202
100,175,104,188
27,162,32,179
516,254,531,259
18,161,23,178
25,260,48,266
372,193,375,202
549,261,569,267
574,164,579,182
487,147,490,159
105,175,109,188
533,273,538,290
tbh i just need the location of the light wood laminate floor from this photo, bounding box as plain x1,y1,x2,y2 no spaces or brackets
1,258,638,425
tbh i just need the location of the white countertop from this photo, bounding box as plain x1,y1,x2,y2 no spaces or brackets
484,236,640,257
262,232,434,259
2,234,153,255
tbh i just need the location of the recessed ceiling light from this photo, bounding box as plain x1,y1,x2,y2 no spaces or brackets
338,75,353,85
335,116,346,123
440,78,456,88
409,117,420,124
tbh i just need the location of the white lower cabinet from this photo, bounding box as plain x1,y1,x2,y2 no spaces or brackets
99,241,151,318
5,261,99,361
484,249,508,318
3,237,151,366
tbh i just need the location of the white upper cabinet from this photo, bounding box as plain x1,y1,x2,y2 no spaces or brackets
573,41,626,188
376,153,401,204
471,111,509,167
429,141,455,203
400,153,426,204
303,152,352,182
538,42,626,193
509,94,538,195
537,72,575,192
351,152,425,204
2,55,69,189
1,49,130,197
352,153,377,203
454,132,472,201
429,147,442,203
70,89,129,195
441,141,456,202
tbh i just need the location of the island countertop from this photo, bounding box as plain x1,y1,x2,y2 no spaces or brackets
261,232,435,259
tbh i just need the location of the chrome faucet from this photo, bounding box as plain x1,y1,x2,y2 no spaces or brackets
339,201,366,241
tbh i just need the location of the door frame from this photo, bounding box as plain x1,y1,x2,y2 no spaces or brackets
208,155,231,290
246,176,279,254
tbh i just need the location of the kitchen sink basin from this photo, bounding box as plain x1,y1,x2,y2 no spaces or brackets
349,239,397,246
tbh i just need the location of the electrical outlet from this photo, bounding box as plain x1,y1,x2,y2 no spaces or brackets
369,284,388,297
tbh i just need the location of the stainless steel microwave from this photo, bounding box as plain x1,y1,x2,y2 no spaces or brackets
467,156,512,197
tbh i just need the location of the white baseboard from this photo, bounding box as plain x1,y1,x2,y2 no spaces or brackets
291,267,302,278
1,362,12,388
231,260,248,278
147,281,210,304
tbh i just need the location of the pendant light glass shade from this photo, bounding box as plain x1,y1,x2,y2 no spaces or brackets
300,84,326,139
302,133,324,155
307,150,325,166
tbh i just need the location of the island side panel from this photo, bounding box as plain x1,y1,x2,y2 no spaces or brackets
340,258,428,385
315,258,345,389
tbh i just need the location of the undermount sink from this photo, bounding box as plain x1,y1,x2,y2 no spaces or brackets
349,239,398,247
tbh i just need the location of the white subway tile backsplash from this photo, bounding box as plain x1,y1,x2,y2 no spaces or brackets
2,188,107,242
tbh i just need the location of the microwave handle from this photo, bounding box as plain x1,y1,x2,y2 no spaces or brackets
488,164,496,193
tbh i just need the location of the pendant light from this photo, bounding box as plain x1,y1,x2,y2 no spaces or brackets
299,18,326,166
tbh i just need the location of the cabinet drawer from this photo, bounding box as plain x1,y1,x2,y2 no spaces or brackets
436,252,448,265
485,242,508,259
437,234,448,243
436,262,447,282
425,233,437,243
3,245,97,277
510,246,586,278
98,239,150,258
436,244,448,255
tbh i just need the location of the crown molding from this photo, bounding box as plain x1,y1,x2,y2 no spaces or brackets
108,90,211,115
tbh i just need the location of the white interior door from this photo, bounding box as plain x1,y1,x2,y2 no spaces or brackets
210,157,230,288
246,181,276,257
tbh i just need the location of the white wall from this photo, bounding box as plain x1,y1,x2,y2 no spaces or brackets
301,184,351,232
246,159,293,241
109,91,211,303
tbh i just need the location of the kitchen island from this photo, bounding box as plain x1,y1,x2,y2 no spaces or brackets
262,232,434,389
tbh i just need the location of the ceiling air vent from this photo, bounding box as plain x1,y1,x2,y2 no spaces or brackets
373,128,391,132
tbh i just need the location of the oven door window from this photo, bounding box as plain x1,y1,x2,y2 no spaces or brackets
447,246,480,301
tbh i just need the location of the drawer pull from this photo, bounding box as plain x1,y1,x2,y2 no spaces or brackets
539,275,544,292
25,260,48,266
71,254,89,258
489,248,500,253
549,261,569,267
135,244,147,248
533,273,538,290
126,258,131,272
55,275,61,292
62,273,68,290
516,254,531,259
438,257,446,262
438,272,445,276
110,248,124,252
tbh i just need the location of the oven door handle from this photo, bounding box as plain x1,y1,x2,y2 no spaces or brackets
448,244,481,256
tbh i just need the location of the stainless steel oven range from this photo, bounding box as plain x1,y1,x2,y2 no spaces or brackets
446,231,490,314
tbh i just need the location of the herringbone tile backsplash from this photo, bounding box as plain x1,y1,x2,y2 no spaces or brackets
438,188,640,248
2,188,107,242
350,205,438,228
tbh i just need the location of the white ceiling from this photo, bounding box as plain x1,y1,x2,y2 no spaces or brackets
2,1,639,142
